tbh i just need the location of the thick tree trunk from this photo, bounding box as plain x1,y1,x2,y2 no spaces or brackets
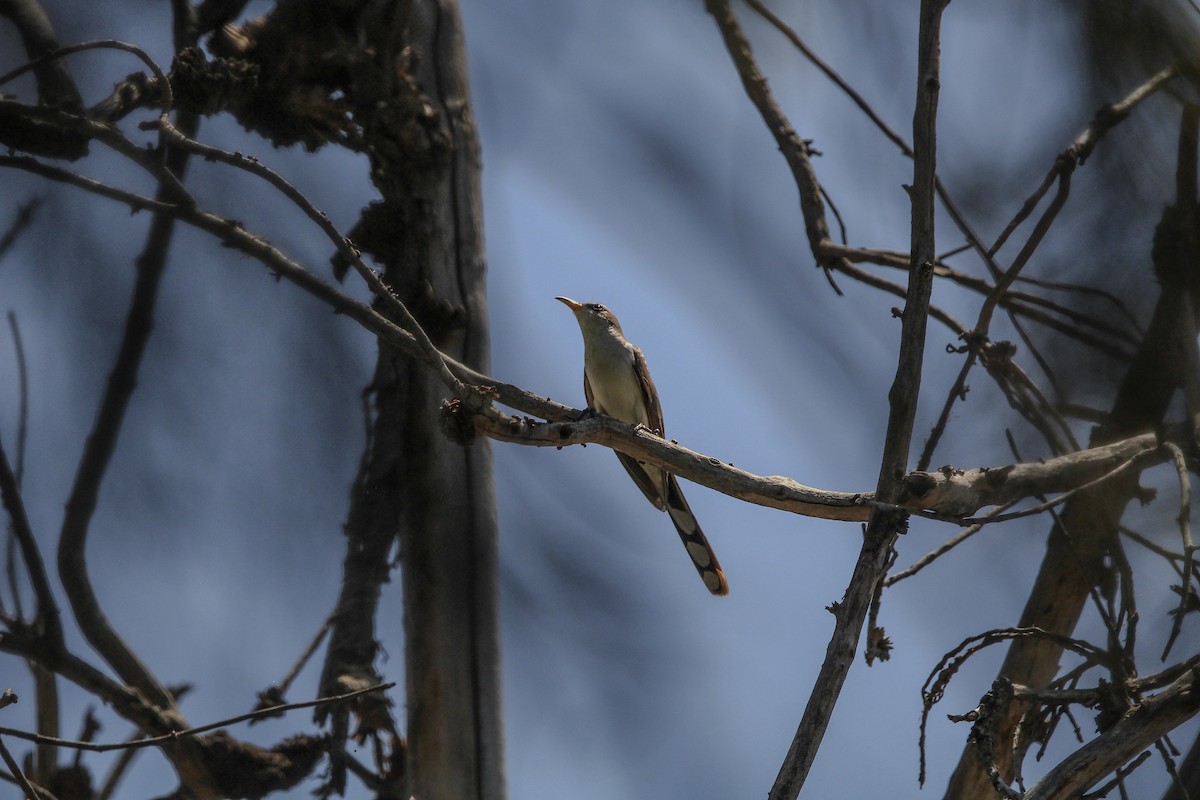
316,1,504,798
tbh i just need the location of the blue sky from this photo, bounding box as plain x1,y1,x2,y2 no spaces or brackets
0,1,1197,798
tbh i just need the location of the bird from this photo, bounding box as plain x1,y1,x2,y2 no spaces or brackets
555,296,729,596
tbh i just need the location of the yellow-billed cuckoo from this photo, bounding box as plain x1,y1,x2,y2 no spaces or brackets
556,296,729,596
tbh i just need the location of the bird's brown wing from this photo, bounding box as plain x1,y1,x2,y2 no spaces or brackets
622,346,669,508
632,347,665,436
583,370,595,411
584,370,666,510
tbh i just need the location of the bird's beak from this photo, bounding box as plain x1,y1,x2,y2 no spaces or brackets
555,296,584,312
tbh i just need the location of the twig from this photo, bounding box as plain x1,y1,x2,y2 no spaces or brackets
0,435,61,642
705,0,847,275
990,63,1179,258
0,39,173,114
978,162,1073,334
820,241,1139,359
0,682,395,754
0,734,40,800
813,245,967,334
918,348,977,472
55,107,199,712
251,613,335,721
277,614,333,697
147,120,468,398
0,199,40,266
921,163,1075,468
919,628,1115,786
1161,441,1196,660
1080,751,1152,800
884,499,1022,586
0,153,564,425
4,311,30,620
4,313,28,488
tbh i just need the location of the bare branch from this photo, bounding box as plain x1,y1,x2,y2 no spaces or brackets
0,435,61,643
1025,670,1200,800
466,405,872,521
990,63,1180,258
1162,441,1197,660
705,0,847,276
884,500,1021,587
766,2,949,796
0,682,395,754
0,731,44,800
148,118,468,398
0,200,40,267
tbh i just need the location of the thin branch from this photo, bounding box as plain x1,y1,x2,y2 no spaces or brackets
4,312,30,621
919,163,1075,468
990,63,1180,258
918,348,976,472
251,613,335,721
0,101,191,202
0,437,61,643
0,199,40,266
819,241,1139,360
1080,751,1153,800
977,163,1073,334
0,733,43,800
920,629,1116,786
814,244,967,334
55,111,198,711
0,682,395,754
884,499,1022,586
0,154,519,412
0,38,173,113
705,0,848,275
4,314,28,486
147,119,468,398
1162,441,1196,660
743,0,912,157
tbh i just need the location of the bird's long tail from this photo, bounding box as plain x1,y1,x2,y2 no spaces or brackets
664,474,729,596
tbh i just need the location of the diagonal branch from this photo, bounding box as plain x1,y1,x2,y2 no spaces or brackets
705,0,849,276
765,3,949,797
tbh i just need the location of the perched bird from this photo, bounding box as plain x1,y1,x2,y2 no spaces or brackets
556,296,729,596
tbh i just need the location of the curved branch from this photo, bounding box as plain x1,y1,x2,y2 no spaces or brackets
465,406,872,521
0,440,61,638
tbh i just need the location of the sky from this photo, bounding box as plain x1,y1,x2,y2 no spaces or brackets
0,0,1198,798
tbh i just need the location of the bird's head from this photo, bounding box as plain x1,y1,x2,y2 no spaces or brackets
555,296,624,336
